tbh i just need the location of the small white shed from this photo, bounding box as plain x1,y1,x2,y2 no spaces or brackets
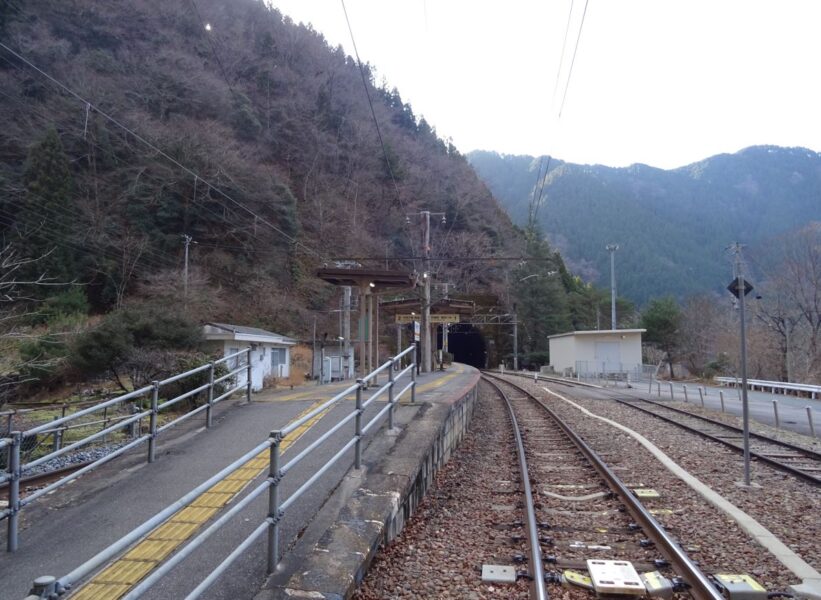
548,329,646,377
203,323,295,392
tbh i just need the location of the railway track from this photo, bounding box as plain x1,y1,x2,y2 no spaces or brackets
482,373,723,600
0,461,94,496
610,396,821,486
506,371,821,486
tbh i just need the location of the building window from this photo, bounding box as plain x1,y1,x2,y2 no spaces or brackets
228,347,240,370
271,348,286,375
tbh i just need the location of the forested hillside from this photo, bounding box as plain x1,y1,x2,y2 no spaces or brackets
1,0,625,399
0,0,534,398
0,0,520,323
468,147,821,304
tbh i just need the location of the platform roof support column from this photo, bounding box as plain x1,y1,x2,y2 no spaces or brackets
358,286,367,379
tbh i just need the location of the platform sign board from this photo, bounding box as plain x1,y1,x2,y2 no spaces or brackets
395,313,459,324
413,321,420,341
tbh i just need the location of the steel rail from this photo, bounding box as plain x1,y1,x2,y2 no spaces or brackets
506,371,821,485
480,376,548,600
609,398,821,486
510,371,821,486
615,396,821,461
485,373,724,600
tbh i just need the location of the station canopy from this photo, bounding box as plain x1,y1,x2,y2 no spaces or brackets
315,267,416,292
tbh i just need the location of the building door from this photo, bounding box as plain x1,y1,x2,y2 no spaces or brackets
594,341,621,373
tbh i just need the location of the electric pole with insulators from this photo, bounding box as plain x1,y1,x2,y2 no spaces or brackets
408,210,446,373
182,234,195,300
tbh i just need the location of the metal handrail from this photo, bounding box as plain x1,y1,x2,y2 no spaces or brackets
34,345,420,599
22,410,151,472
4,348,253,552
55,438,273,595
715,376,821,397
23,385,154,438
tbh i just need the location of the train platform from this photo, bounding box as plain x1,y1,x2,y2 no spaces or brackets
0,364,480,600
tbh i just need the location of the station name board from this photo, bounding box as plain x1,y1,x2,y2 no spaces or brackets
395,314,459,324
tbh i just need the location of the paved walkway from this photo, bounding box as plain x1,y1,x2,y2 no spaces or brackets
0,364,476,600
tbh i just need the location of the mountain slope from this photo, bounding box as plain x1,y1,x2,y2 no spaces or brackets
0,0,520,336
468,147,821,304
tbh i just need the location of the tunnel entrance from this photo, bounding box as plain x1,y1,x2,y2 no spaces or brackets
445,324,487,369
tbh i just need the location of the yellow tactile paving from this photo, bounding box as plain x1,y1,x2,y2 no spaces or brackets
208,479,251,495
69,399,331,600
147,521,200,541
72,583,132,600
123,539,179,562
93,560,156,584
171,505,221,523
190,492,234,508
70,369,464,600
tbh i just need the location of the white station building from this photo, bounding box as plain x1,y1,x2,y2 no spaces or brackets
203,323,295,391
548,329,646,378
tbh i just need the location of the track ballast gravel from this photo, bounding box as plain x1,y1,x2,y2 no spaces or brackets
354,382,529,599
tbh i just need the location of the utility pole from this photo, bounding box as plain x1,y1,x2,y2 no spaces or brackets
343,287,351,378
408,210,445,373
182,234,195,299
729,243,752,486
606,244,619,329
423,210,431,373
513,303,518,371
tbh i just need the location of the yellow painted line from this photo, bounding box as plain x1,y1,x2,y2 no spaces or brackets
70,399,332,600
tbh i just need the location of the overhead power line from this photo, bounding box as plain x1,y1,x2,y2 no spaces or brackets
552,0,576,108
0,41,322,259
558,0,590,118
339,0,419,265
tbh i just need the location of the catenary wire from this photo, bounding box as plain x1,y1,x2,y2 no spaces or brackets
339,0,419,267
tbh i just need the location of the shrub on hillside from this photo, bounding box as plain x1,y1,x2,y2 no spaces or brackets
69,305,202,389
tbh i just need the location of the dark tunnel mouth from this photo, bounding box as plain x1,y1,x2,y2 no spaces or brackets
442,323,487,369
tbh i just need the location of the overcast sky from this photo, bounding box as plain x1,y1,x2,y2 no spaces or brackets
270,1,821,169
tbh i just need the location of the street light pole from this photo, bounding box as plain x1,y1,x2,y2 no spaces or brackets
606,244,619,329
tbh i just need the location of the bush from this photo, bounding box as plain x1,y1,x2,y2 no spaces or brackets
19,312,86,384
28,288,89,325
69,304,201,379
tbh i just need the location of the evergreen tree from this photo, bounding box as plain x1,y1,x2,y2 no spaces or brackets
641,296,682,377
18,128,76,287
513,226,571,360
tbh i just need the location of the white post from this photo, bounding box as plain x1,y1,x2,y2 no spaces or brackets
683,385,689,402
668,382,674,400
719,391,725,412
806,406,816,437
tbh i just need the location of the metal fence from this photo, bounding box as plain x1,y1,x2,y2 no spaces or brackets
24,344,418,600
573,360,648,385
2,348,251,553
